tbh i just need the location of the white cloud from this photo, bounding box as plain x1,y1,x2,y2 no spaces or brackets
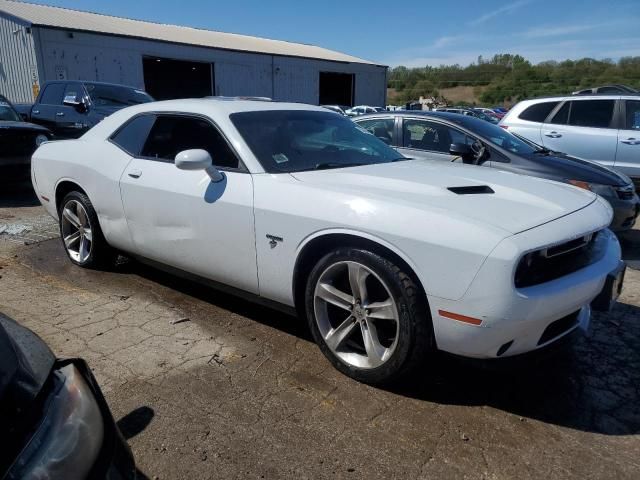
469,0,531,26
523,21,623,38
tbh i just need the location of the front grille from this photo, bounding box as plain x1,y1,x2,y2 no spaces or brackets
537,311,579,345
515,231,604,288
0,132,37,156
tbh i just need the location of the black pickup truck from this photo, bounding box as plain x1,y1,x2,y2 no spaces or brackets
16,80,153,139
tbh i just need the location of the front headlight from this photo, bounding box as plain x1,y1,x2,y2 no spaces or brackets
568,180,616,198
35,134,48,146
6,364,104,480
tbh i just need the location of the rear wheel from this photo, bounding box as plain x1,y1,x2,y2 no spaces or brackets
305,247,432,385
59,191,115,268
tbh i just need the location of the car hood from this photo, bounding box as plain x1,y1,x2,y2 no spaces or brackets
290,160,597,234
0,314,55,412
0,121,49,134
520,151,629,187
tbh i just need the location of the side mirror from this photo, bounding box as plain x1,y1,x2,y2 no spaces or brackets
175,149,224,182
449,143,474,163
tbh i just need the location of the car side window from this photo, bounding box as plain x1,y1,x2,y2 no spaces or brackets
63,84,82,104
357,118,394,144
519,102,559,122
140,115,240,169
625,100,640,130
40,83,65,105
568,100,615,129
549,102,569,125
111,115,157,156
403,119,468,153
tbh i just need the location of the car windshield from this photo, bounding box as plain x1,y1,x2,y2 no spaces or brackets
0,98,22,122
230,110,404,173
85,83,153,107
465,119,537,155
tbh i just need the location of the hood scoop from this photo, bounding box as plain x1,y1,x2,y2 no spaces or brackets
447,185,494,195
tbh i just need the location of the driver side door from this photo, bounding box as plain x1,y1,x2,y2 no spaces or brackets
116,113,258,294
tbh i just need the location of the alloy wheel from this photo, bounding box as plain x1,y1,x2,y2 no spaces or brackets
61,200,93,263
313,261,400,369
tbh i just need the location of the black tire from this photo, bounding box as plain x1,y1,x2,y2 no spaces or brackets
58,191,116,269
305,247,433,385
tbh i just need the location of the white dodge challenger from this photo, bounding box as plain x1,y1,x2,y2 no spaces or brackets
31,98,623,384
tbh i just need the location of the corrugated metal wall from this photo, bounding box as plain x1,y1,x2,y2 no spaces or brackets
32,27,386,106
0,13,39,103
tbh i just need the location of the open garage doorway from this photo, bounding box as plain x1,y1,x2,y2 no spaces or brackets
143,56,213,100
319,72,354,107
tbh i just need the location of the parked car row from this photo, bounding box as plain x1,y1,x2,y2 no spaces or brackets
433,107,501,124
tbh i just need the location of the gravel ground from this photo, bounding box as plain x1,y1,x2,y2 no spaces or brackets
1,184,639,480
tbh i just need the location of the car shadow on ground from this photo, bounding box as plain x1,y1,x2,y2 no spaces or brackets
113,257,640,437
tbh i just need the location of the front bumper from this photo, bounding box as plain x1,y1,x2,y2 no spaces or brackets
428,201,620,359
606,193,640,232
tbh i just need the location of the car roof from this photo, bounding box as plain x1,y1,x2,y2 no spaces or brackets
518,93,639,103
356,110,488,127
45,79,144,90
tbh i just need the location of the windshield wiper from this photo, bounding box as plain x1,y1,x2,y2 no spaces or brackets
313,162,366,170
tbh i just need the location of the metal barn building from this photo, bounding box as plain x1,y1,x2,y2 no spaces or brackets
0,0,387,105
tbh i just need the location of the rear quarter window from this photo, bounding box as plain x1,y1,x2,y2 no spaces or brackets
518,101,559,122
110,115,156,156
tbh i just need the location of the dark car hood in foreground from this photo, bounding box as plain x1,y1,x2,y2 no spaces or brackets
515,151,628,187
0,314,55,413
0,121,50,134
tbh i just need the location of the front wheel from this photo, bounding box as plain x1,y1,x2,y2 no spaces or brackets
305,248,433,385
59,191,115,268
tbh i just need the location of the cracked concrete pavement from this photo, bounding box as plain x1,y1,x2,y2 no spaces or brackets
1,184,639,479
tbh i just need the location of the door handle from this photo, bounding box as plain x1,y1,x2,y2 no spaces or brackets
128,169,142,179
32,109,40,114
621,138,640,145
56,112,65,117
544,131,562,138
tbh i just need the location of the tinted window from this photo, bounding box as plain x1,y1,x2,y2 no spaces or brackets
140,115,239,169
403,119,470,153
519,102,559,122
85,83,153,107
111,115,156,156
0,97,21,122
568,100,615,128
626,100,640,130
63,84,82,104
598,86,623,94
549,102,569,125
458,118,537,155
230,110,402,173
356,118,394,144
40,83,65,105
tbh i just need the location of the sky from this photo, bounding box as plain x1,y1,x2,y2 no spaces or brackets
26,0,640,67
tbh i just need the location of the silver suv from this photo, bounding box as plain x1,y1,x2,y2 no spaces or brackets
500,95,640,185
